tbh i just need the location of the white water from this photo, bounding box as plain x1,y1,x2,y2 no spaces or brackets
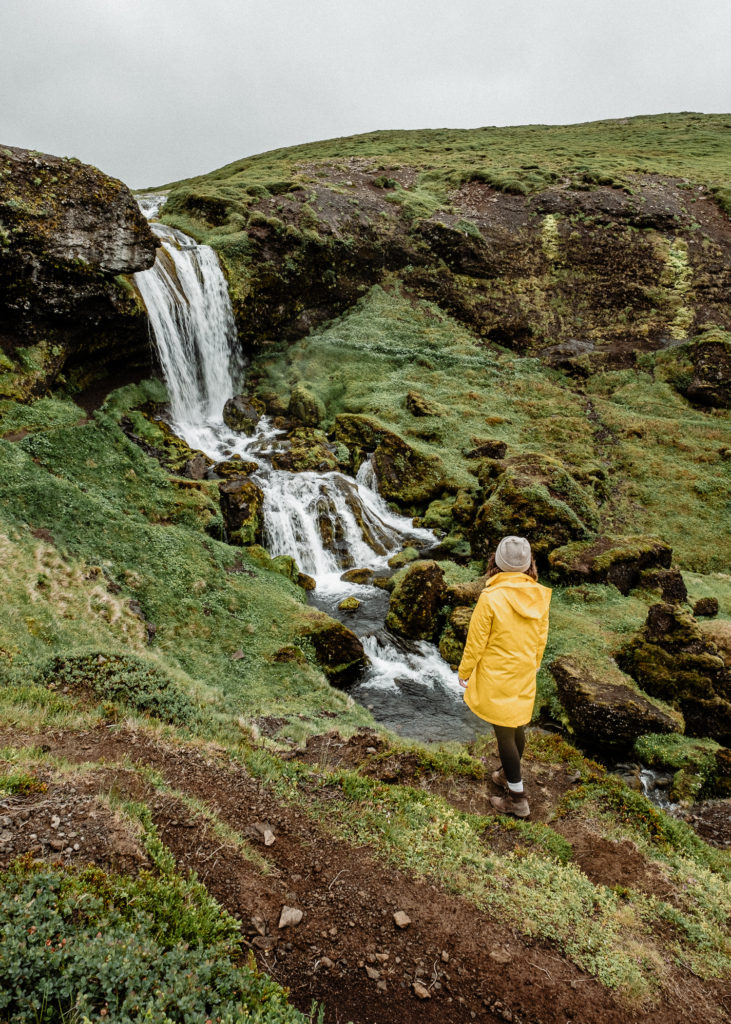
135,197,472,740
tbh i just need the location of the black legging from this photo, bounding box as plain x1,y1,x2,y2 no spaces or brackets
492,724,526,785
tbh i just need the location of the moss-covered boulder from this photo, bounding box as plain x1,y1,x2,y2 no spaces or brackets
334,414,447,506
385,560,445,640
634,732,723,803
271,428,339,473
0,145,157,397
471,453,598,561
222,394,263,435
693,596,719,618
218,476,264,545
685,332,731,409
338,596,360,612
618,603,731,743
340,567,375,585
288,383,325,427
444,575,488,607
405,390,439,416
301,612,367,685
637,567,688,604
213,454,260,479
437,605,474,666
548,535,673,595
551,656,683,751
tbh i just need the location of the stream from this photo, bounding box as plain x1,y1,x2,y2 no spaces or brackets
134,196,490,744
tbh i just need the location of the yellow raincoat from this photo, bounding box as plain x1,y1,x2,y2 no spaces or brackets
458,572,552,728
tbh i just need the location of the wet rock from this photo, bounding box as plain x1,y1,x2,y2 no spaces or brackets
438,624,465,668
387,546,419,569
548,535,672,594
341,567,375,585
278,906,303,929
302,612,368,685
219,476,264,545
448,606,474,641
386,561,445,641
393,910,411,929
551,655,682,751
338,596,360,612
271,428,338,473
471,453,598,561
618,603,731,743
693,597,719,618
406,390,439,416
297,572,316,591
222,394,263,434
288,383,325,427
334,414,448,506
213,455,260,479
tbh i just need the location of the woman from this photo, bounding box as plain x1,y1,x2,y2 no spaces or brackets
458,536,551,819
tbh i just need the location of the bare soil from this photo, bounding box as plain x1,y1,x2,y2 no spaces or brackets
1,724,729,1024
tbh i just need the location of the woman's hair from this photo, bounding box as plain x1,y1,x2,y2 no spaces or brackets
486,553,538,581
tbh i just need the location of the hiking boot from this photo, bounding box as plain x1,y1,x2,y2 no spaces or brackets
491,767,509,792
490,793,530,819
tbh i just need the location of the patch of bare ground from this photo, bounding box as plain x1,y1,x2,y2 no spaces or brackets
1,725,729,1024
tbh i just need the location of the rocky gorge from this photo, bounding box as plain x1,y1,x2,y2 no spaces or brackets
0,117,730,1024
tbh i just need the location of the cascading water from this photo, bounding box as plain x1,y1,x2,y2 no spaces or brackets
135,196,485,742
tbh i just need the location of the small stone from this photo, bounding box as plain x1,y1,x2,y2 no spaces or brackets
320,956,335,969
375,952,389,963
366,746,376,754
50,815,60,829
393,910,411,929
251,916,267,936
73,843,80,851
0,830,12,844
441,950,450,962
231,649,245,661
49,838,65,851
0,815,12,828
377,980,388,992
329,926,338,936
489,948,512,964
278,906,303,929
413,982,431,1000
365,965,380,980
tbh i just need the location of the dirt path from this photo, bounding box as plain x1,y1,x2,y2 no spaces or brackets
1,725,728,1024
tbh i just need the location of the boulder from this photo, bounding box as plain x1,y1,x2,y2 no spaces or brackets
685,334,731,409
551,656,682,751
218,476,264,545
471,453,598,561
548,535,672,595
405,390,439,416
213,454,260,478
618,603,731,743
334,414,448,506
222,394,263,434
444,575,487,607
385,560,445,640
301,612,368,685
449,605,474,641
439,625,465,668
693,597,719,618
341,567,375,585
464,439,508,460
637,567,688,604
288,383,325,427
271,428,339,473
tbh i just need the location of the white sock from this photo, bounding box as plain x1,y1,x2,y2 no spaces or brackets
507,781,524,795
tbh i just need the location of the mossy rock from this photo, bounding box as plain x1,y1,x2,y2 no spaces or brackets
448,605,474,641
214,454,260,479
637,567,688,604
693,596,719,618
301,612,367,685
548,535,672,595
387,546,419,569
334,414,448,507
685,332,731,409
634,733,723,802
271,428,339,473
618,603,731,743
338,596,360,612
222,394,263,434
340,567,375,585
471,453,598,561
444,575,487,607
218,476,264,546
551,655,683,752
438,623,465,667
288,383,325,427
385,560,445,640
405,390,440,416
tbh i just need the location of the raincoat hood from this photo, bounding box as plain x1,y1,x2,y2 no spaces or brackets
484,572,552,621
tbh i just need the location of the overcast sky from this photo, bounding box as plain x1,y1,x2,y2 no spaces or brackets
2,0,729,189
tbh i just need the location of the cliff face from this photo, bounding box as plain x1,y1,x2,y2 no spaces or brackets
0,145,158,397
156,119,731,369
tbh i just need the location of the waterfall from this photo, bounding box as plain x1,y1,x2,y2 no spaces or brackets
134,196,479,742
134,196,241,435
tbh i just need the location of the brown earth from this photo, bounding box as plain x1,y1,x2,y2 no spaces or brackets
1,724,729,1024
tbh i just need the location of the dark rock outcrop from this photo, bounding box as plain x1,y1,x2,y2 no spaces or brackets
551,655,682,751
219,475,264,545
301,612,368,685
222,394,263,434
618,603,731,743
685,335,731,408
271,428,339,473
386,560,445,640
548,535,673,594
0,145,157,396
